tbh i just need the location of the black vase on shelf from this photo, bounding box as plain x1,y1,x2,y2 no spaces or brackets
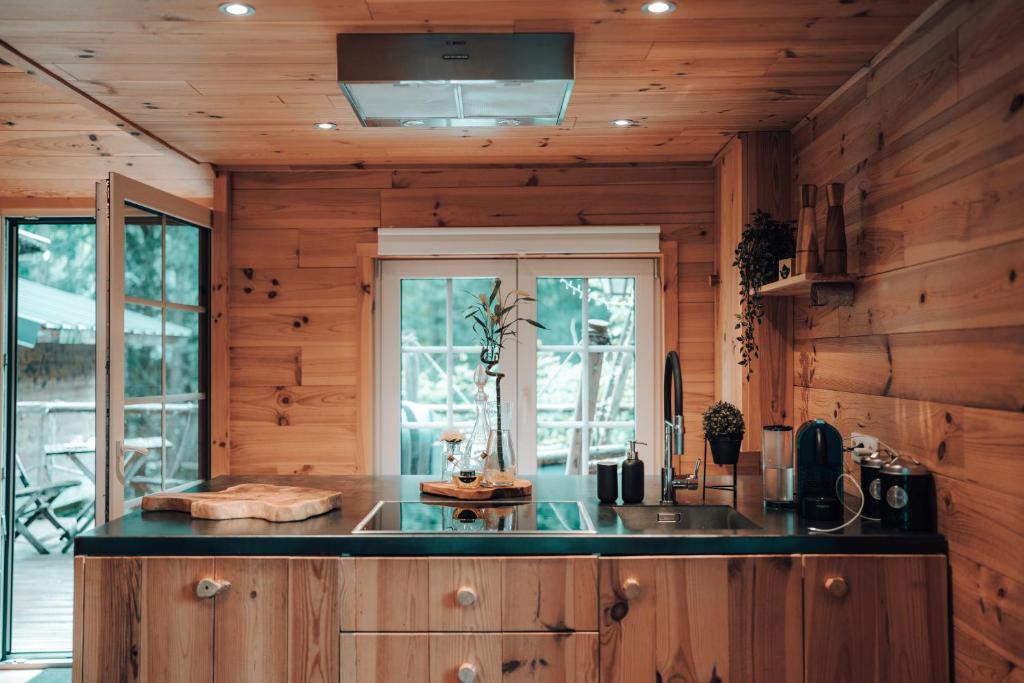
708,436,743,465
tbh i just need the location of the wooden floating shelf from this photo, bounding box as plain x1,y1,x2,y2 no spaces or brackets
759,273,857,306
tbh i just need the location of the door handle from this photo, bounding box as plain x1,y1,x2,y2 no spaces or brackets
115,440,150,484
196,578,231,599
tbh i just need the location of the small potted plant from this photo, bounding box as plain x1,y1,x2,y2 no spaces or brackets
702,401,745,465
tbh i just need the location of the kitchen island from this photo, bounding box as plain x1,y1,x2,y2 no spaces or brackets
72,475,949,682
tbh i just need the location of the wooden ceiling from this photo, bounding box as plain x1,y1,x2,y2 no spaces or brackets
0,0,933,167
0,62,212,204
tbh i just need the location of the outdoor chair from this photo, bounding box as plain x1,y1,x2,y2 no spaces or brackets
13,456,78,554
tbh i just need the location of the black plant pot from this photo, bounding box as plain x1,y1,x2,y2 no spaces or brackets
708,436,743,465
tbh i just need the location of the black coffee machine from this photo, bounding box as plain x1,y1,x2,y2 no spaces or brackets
796,419,844,521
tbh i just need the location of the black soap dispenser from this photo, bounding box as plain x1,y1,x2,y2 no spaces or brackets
621,440,646,504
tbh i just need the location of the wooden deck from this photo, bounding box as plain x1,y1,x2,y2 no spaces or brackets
10,534,75,655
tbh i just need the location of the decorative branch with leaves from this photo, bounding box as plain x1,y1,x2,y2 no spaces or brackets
464,278,545,471
733,210,795,380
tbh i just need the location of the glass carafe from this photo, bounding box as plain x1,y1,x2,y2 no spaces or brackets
762,425,794,507
462,365,492,482
484,401,517,486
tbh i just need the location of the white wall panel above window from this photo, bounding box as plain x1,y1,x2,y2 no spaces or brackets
377,226,661,257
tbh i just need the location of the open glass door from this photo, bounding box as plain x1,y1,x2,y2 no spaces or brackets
97,173,211,521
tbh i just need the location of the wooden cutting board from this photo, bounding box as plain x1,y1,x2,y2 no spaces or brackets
141,483,342,522
419,479,533,500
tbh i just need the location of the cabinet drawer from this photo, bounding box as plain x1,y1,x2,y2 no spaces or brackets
340,633,598,682
502,558,597,631
345,557,597,632
428,558,503,631
340,633,499,682
341,633,432,682
350,558,431,631
502,633,598,682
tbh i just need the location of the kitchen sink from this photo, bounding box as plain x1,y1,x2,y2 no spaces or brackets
613,505,759,531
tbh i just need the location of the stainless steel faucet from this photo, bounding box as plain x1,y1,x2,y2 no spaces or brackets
661,351,699,503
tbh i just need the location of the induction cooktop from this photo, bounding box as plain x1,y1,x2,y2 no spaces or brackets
352,500,596,534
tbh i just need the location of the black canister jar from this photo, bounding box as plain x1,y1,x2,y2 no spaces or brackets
857,452,889,521
879,458,935,532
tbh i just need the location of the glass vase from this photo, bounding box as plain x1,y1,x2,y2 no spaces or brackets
484,401,516,486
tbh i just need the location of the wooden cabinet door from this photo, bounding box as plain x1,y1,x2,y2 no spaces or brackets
79,557,215,683
803,555,949,683
214,558,289,683
282,557,341,683
78,556,339,683
599,556,802,683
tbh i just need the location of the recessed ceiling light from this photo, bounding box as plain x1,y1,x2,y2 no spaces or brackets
641,1,677,14
612,118,639,127
313,122,336,130
218,3,255,16
402,119,427,127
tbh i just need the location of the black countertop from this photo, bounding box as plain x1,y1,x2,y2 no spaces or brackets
75,474,946,556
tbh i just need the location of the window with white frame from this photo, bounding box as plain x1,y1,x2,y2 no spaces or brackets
377,256,657,476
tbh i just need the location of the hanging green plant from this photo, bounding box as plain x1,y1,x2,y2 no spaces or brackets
733,210,795,380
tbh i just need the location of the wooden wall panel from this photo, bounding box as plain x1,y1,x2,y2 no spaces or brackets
791,0,1024,678
228,164,716,473
713,132,793,455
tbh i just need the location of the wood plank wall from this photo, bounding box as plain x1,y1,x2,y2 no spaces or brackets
790,0,1024,679
227,165,716,474
714,132,794,455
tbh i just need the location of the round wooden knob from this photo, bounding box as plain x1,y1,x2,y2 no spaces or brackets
825,576,848,598
621,577,642,600
456,586,478,607
457,662,478,683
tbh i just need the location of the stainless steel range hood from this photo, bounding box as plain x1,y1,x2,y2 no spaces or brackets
337,33,574,128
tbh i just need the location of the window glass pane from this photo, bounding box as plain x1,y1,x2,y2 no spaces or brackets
588,426,634,470
401,279,445,347
537,351,581,423
589,277,635,346
589,351,636,423
537,426,581,475
401,426,442,475
533,273,640,475
166,400,201,484
536,277,581,346
166,309,200,395
453,277,497,347
124,206,162,301
123,405,162,500
124,303,162,398
452,350,482,430
165,218,201,306
401,350,448,424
